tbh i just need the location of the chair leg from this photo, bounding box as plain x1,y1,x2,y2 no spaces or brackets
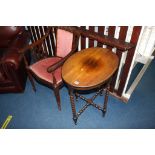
27,70,36,92
53,87,61,111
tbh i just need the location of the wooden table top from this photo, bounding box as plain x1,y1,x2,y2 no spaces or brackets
62,47,119,90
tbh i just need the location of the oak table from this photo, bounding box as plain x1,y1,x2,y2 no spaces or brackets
62,47,119,124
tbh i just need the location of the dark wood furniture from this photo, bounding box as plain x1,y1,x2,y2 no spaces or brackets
78,26,141,100
62,47,119,124
19,26,79,111
0,26,30,93
27,26,138,102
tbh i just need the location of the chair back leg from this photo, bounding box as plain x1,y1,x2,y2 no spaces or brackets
53,87,61,111
27,69,36,92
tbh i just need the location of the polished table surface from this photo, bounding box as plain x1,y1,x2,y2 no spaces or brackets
62,47,119,90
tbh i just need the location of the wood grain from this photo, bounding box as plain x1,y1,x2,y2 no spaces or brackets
80,26,86,49
97,26,105,47
107,26,116,50
62,47,119,90
89,26,95,47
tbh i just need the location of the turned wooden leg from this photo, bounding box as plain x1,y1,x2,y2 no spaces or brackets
100,88,104,96
27,70,36,92
69,87,77,125
75,92,79,101
103,86,109,117
53,87,61,111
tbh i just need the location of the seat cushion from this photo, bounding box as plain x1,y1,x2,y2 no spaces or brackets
29,57,62,85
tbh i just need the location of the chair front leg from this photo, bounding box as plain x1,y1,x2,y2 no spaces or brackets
53,87,61,111
52,72,61,111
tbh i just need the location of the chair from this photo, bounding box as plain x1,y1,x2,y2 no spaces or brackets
0,26,30,93
19,26,79,111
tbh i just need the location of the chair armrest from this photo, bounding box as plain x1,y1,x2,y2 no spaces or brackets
18,27,52,54
47,35,79,73
47,49,77,73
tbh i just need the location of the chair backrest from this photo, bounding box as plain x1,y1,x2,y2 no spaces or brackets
56,29,74,58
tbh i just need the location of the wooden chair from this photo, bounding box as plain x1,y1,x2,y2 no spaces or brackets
19,26,79,111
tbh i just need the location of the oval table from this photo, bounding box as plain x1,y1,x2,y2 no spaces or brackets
62,47,119,124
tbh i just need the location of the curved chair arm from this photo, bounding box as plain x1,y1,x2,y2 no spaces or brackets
47,35,79,73
47,50,75,73
18,27,52,54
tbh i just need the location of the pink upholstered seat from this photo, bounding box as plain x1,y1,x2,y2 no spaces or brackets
29,29,74,86
29,57,62,84
25,27,79,111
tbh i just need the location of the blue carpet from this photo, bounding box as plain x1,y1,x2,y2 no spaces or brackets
0,60,155,129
